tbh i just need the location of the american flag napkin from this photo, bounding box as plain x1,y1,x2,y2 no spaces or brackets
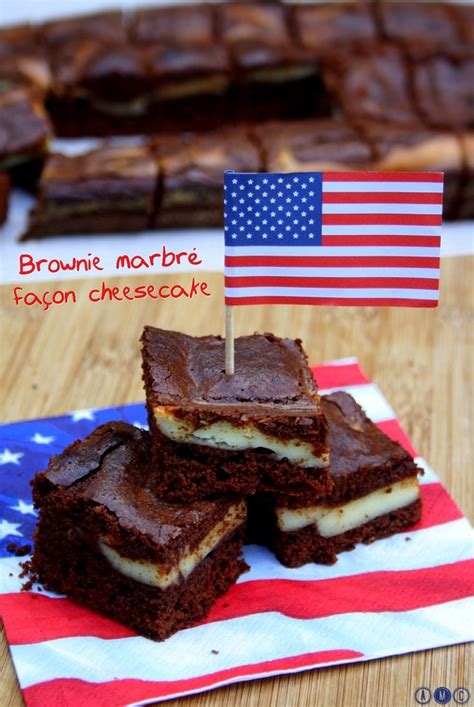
0,360,473,707
224,172,442,307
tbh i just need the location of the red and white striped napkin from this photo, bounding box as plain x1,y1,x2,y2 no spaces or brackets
0,358,473,707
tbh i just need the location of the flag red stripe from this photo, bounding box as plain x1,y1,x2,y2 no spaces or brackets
225,297,438,307
1,487,464,645
23,650,363,707
323,172,444,183
322,214,441,226
204,559,473,624
376,419,418,458
312,362,370,390
322,236,440,247
225,256,440,268
225,277,439,290
322,192,444,204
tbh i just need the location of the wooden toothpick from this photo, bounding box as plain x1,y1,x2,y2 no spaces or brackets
225,305,234,375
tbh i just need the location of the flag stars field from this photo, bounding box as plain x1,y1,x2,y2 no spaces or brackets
0,519,22,539
0,450,23,466
9,500,36,516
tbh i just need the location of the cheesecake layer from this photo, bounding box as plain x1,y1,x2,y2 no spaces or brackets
100,501,246,589
154,406,329,468
276,476,420,536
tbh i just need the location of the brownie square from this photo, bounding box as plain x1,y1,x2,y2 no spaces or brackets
50,39,151,105
0,172,10,224
449,3,474,49
249,392,421,567
40,11,126,50
217,3,322,121
146,44,231,130
217,2,289,45
141,327,331,501
24,144,158,239
254,118,373,172
376,2,460,58
324,44,420,126
152,125,261,228
359,121,464,219
29,422,247,641
130,4,215,46
292,2,378,53
0,86,50,180
457,133,474,220
412,56,474,129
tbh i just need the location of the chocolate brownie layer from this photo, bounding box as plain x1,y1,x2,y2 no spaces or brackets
249,392,421,566
142,327,330,501
29,422,247,641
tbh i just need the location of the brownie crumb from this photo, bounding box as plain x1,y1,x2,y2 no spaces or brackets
405,537,412,542
211,649,219,655
6,542,32,557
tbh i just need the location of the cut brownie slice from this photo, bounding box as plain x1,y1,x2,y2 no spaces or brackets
249,392,421,567
29,422,247,642
323,44,420,126
129,4,215,46
141,327,331,501
375,2,461,58
412,55,474,130
0,86,51,185
254,118,373,172
24,144,158,239
292,2,378,54
151,126,260,228
0,172,10,224
217,3,324,121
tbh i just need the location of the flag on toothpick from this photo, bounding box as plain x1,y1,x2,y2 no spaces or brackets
224,171,443,308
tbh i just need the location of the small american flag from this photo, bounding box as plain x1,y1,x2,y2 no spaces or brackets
224,171,443,307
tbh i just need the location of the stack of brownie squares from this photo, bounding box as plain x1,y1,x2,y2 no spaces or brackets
29,327,422,642
141,327,422,569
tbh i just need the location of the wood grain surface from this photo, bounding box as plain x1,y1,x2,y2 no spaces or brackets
0,255,472,707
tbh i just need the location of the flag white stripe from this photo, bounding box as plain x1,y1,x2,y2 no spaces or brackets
322,203,443,215
11,599,474,688
225,267,440,279
321,225,441,236
225,246,440,257
322,181,444,193
243,520,474,584
225,287,439,300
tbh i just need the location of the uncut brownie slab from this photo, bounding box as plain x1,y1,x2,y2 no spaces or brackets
29,421,247,642
142,327,331,501
24,144,158,239
249,392,421,567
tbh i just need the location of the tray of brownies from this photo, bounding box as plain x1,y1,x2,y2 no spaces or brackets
1,329,473,703
0,1,473,237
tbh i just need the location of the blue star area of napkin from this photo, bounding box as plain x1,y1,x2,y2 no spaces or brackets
0,403,148,557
